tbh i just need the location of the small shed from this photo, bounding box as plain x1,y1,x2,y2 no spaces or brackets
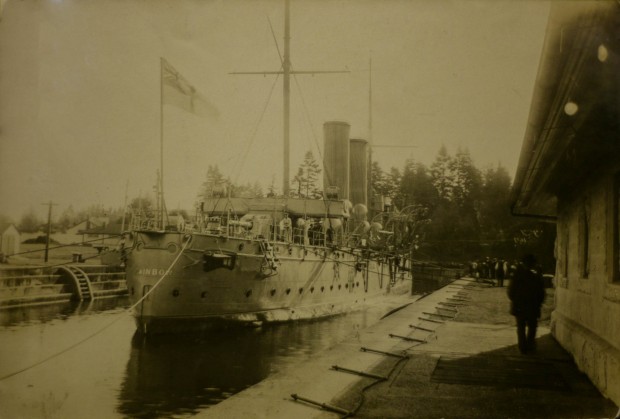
0,223,20,257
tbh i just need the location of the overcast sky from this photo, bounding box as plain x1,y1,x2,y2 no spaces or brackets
0,0,550,221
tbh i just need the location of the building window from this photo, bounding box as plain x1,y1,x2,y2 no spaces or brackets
579,201,589,278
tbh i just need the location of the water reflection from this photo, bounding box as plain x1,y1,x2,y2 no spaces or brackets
1,297,394,418
118,312,372,417
0,297,130,327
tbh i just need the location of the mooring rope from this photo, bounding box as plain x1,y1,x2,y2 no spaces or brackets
0,236,193,381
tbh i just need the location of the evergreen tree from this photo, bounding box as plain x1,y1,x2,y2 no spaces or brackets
128,197,154,216
57,205,77,232
251,181,264,198
451,148,482,208
430,145,455,201
370,160,386,197
399,159,438,211
230,181,264,198
291,150,322,198
19,209,42,233
198,165,226,200
292,167,305,198
479,164,514,243
385,167,402,204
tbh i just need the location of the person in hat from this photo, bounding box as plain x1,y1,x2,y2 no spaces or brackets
507,254,545,354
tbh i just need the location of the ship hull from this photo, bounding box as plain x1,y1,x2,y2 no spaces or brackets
125,230,411,334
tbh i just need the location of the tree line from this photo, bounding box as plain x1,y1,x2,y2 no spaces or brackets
194,146,554,268
371,145,554,268
4,146,554,269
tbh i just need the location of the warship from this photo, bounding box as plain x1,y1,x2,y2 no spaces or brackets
123,1,419,334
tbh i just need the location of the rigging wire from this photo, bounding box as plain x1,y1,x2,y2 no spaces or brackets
230,72,282,188
0,236,192,382
268,16,284,65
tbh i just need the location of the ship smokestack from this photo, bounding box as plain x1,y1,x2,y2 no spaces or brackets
323,121,350,200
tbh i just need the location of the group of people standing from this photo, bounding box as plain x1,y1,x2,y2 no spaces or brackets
470,257,513,287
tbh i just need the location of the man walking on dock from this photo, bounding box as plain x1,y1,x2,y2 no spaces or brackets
507,254,545,354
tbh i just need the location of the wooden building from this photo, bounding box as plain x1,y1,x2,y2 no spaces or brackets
511,1,620,405
0,222,20,258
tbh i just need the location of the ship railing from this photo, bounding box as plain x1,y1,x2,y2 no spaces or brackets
198,220,343,249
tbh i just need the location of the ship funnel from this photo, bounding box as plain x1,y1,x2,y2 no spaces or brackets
323,121,350,200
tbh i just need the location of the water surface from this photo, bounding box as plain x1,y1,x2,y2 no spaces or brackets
0,297,396,418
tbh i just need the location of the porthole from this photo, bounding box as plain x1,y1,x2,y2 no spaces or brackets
172,289,180,297
320,286,324,292
167,243,178,253
330,285,333,291
345,284,349,289
286,288,291,295
201,291,207,298
338,284,341,290
135,242,144,252
270,289,276,296
310,287,315,293
299,288,304,294
356,281,360,287
238,243,245,251
245,289,252,298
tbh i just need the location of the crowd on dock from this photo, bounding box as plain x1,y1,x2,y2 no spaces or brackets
469,257,515,287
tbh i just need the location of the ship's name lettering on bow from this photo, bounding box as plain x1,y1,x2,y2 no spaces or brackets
138,268,166,276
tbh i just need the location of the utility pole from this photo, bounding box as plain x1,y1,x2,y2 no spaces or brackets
121,179,129,233
42,201,57,263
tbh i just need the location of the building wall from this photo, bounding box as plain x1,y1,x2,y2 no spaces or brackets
553,165,620,404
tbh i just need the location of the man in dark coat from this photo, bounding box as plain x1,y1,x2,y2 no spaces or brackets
508,254,545,354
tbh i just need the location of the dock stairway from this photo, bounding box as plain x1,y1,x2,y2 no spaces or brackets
57,265,94,301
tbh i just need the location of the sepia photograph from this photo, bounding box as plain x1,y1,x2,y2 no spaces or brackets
0,0,619,418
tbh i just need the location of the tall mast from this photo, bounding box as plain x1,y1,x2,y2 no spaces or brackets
283,0,291,196
367,56,373,214
368,55,373,145
230,0,348,197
